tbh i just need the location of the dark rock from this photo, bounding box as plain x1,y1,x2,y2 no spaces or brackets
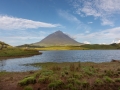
111,59,120,62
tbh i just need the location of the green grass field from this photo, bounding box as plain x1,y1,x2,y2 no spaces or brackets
17,62,120,90
0,47,41,58
81,43,120,49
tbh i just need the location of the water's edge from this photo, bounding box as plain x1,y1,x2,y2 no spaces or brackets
0,50,120,72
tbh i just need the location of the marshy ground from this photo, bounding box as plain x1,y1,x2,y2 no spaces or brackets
1,62,120,90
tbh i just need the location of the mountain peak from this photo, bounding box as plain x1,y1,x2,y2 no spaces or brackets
34,30,81,46
54,30,63,34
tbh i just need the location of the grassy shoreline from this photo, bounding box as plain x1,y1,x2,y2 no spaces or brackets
0,53,41,60
17,43,120,50
0,47,42,60
1,61,120,90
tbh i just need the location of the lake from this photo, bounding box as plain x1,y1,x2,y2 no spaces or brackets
0,50,120,72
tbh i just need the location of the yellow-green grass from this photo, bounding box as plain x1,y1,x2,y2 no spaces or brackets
24,86,33,90
18,62,120,90
34,46,88,50
18,43,120,50
0,47,41,59
81,44,120,49
0,71,9,77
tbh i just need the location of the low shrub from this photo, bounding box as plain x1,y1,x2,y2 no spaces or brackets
40,70,54,76
33,72,41,78
117,68,120,71
78,61,81,68
48,82,56,89
48,80,64,89
67,77,81,87
104,70,114,77
117,71,120,74
18,77,36,86
55,80,64,87
75,61,81,71
51,66,61,71
66,83,74,90
81,80,90,88
67,78,76,85
24,86,33,90
38,76,49,84
94,78,104,85
70,64,75,71
49,75,58,82
103,76,114,83
72,73,79,79
64,70,69,75
75,79,81,85
83,67,95,76
61,72,66,77
118,87,120,90
115,78,120,82
79,74,83,78
84,70,94,76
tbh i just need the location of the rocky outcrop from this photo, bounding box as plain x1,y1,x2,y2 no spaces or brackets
111,59,120,62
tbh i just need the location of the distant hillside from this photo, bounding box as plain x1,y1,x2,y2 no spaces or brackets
33,30,81,46
81,43,120,49
17,43,120,50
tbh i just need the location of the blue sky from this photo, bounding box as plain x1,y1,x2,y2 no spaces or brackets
0,0,120,46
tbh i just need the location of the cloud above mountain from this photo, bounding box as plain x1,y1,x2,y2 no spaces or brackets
74,27,120,44
0,15,61,30
70,0,120,26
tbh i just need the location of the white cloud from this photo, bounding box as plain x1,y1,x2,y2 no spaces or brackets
70,0,120,26
58,10,81,24
88,22,93,24
85,30,90,33
99,43,107,45
0,30,48,46
58,10,91,31
74,27,120,44
112,38,120,43
83,41,90,44
64,32,76,39
0,15,61,30
101,18,114,26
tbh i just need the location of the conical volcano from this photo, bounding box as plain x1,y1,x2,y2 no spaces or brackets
34,30,81,46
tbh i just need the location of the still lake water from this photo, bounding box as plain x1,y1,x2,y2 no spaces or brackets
0,50,120,72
